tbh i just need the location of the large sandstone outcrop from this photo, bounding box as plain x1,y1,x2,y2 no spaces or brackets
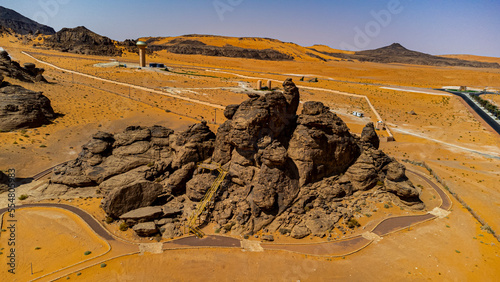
0,76,55,131
51,78,424,238
288,101,360,186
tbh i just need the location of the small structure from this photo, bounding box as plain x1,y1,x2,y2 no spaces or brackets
352,111,364,117
148,63,165,68
267,80,272,90
257,80,262,90
376,121,385,130
459,86,467,92
137,41,147,68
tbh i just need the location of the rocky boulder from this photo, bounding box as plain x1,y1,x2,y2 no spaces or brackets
101,180,163,218
119,206,164,226
361,122,380,149
186,173,217,201
0,81,55,131
132,222,158,237
290,223,311,239
0,50,47,83
170,121,216,169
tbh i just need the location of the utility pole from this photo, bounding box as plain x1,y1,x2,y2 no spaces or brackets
31,263,33,275
214,109,217,124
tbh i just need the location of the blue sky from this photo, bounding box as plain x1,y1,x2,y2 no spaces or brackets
1,0,500,57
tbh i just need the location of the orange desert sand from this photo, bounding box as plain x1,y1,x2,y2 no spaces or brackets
0,33,499,281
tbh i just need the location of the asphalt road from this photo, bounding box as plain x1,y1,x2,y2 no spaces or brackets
446,90,500,135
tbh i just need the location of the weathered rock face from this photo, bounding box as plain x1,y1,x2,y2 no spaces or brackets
288,101,360,186
43,26,122,56
0,170,8,192
0,80,55,130
101,180,163,218
119,206,164,226
0,51,47,83
133,222,158,237
54,78,423,239
361,122,380,149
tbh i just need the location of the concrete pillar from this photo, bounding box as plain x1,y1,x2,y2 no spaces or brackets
257,80,262,90
137,41,147,68
267,80,272,90
139,47,146,67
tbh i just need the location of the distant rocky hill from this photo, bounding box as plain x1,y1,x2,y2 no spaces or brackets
47,79,423,240
317,43,500,68
140,35,340,62
0,6,55,35
146,38,294,61
43,26,122,56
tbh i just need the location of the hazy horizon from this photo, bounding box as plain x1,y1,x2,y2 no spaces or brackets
1,0,500,57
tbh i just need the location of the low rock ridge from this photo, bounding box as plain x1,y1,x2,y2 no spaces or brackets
47,78,424,239
147,39,294,61
0,50,47,83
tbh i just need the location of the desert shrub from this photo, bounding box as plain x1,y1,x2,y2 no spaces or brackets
223,222,235,232
214,228,220,234
119,222,128,231
279,228,291,235
481,225,494,234
384,204,390,209
100,263,107,268
18,194,28,200
84,251,91,256
244,234,250,239
347,218,361,229
105,217,114,224
35,247,41,250
376,180,384,186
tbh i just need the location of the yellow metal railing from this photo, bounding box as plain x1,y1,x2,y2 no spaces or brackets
186,162,227,238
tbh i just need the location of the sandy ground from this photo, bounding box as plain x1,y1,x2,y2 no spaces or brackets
0,207,108,281
0,35,499,280
483,94,500,108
